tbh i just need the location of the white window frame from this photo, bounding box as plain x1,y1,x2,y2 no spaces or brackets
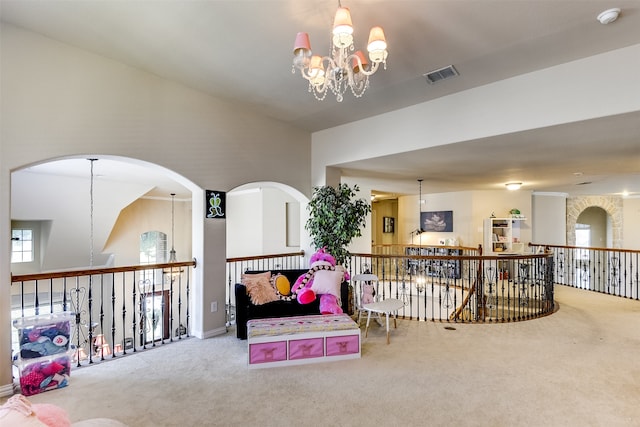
11,228,34,263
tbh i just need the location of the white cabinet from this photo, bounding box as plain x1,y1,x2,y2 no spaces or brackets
483,218,524,254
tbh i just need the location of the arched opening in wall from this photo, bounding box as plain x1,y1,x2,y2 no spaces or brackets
11,156,196,272
10,155,203,361
226,182,308,259
566,196,622,248
575,206,609,248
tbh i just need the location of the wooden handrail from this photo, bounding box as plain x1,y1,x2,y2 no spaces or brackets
226,250,305,263
11,259,196,283
529,243,640,254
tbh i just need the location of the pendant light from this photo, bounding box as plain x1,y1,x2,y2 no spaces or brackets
417,179,424,234
168,193,177,263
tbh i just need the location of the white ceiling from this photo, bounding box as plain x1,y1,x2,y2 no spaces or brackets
2,0,640,198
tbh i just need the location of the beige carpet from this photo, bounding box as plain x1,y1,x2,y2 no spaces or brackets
5,285,640,427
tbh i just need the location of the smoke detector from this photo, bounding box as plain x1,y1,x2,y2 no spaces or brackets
597,8,620,24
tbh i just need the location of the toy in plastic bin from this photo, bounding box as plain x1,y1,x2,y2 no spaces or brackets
19,356,71,396
14,312,75,359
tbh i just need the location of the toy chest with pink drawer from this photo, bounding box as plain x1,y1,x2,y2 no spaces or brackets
247,314,360,368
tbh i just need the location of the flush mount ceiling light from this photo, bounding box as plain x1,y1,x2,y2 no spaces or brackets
291,1,388,102
505,182,522,191
597,8,621,24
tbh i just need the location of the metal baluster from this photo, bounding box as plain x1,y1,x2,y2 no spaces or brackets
485,265,497,318
132,276,138,352
121,272,127,354
185,268,190,337
169,268,174,342
109,273,117,357
177,268,183,339
34,279,40,316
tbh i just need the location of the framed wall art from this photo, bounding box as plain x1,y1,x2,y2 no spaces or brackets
421,211,453,232
383,217,395,233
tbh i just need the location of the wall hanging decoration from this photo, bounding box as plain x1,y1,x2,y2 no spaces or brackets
421,211,453,232
205,190,226,219
383,217,394,233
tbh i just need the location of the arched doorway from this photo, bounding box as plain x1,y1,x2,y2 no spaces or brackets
566,196,622,248
575,206,608,248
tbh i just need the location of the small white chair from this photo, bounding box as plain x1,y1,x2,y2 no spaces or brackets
352,273,380,325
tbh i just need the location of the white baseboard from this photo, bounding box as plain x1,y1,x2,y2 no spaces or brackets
0,382,15,398
196,326,228,339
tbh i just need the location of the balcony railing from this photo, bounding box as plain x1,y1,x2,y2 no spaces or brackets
10,260,195,367
14,244,636,369
529,243,639,299
225,246,556,324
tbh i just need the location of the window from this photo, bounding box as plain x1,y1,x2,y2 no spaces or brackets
139,231,167,284
11,229,34,263
140,231,167,264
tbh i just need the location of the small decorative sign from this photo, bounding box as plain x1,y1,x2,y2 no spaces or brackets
205,190,226,219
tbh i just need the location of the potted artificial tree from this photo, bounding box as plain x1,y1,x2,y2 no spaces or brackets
305,183,371,267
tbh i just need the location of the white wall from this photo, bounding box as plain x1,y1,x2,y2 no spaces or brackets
532,193,567,246
226,187,301,258
226,190,263,257
622,197,640,250
0,24,311,388
398,190,532,249
261,188,300,255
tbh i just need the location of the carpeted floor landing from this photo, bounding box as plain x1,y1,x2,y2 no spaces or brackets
4,285,640,427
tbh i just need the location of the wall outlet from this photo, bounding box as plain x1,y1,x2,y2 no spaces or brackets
210,301,218,313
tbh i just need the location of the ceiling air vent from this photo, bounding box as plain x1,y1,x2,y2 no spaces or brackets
423,65,459,84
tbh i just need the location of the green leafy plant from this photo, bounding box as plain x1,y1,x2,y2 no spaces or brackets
305,183,372,266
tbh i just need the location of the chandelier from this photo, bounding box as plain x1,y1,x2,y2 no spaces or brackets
291,2,388,102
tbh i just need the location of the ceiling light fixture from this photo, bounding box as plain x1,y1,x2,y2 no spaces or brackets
597,8,621,25
506,182,522,191
291,1,388,102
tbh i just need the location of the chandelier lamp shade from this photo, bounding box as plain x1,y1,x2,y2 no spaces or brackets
292,3,388,101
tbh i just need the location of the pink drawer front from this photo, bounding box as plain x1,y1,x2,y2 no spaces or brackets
249,341,287,364
326,335,359,357
289,338,324,360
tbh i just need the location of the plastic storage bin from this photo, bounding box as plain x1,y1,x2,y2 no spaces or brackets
13,312,75,396
17,355,72,396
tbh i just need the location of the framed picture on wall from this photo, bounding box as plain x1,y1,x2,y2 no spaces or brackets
421,211,453,232
383,217,395,233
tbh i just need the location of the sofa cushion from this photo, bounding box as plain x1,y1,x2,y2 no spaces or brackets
272,274,292,300
242,271,278,305
310,269,343,298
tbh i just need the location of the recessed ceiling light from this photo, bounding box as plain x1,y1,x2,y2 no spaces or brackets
597,8,621,25
505,182,522,191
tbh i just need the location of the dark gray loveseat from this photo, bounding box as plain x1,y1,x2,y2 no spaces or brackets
234,269,349,339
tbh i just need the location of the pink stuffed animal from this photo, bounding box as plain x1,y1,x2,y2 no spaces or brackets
361,283,376,305
292,248,347,314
